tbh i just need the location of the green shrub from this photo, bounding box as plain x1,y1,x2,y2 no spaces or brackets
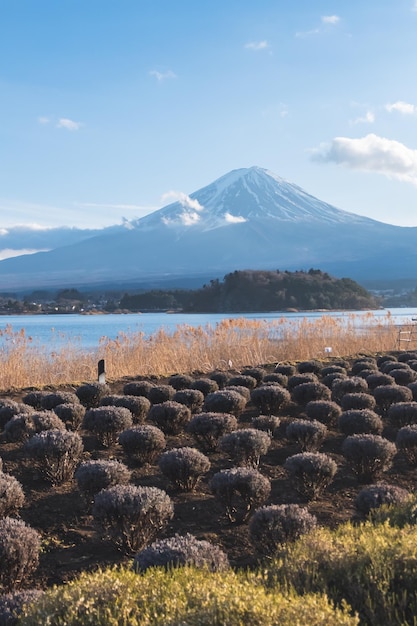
249,503,317,555
158,447,210,491
269,520,417,625
83,406,133,447
187,412,238,452
0,518,41,592
286,419,327,452
0,473,24,519
133,533,229,572
209,467,271,522
342,434,396,483
25,429,83,485
119,425,166,465
284,452,337,500
219,428,271,467
18,566,358,626
92,484,174,554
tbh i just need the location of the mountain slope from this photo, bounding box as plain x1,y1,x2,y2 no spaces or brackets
0,166,416,289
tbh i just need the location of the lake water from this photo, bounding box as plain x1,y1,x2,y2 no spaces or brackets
0,309,416,351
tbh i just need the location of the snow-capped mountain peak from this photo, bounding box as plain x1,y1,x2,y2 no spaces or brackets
132,166,375,232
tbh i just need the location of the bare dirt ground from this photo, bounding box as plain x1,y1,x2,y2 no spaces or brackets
1,359,416,590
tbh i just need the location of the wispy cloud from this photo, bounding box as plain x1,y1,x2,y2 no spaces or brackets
149,70,177,81
244,40,270,51
224,213,247,224
161,191,204,212
161,191,204,227
76,202,156,212
296,15,340,37
295,28,320,38
311,133,417,185
351,111,375,125
0,248,49,261
385,100,417,115
412,1,417,12
37,116,50,125
56,118,82,131
321,15,340,24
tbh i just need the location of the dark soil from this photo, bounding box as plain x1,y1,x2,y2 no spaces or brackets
1,356,416,591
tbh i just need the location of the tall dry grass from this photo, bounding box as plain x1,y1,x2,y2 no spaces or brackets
0,313,414,391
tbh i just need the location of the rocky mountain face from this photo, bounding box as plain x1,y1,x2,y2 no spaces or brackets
0,166,416,290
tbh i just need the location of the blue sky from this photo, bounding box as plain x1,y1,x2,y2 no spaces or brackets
2,0,417,229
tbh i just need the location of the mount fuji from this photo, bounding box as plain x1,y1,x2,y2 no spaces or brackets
1,166,416,290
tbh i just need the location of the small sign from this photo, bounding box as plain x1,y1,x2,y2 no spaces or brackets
98,359,106,384
324,347,332,353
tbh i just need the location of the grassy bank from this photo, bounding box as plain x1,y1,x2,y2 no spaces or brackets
0,313,408,390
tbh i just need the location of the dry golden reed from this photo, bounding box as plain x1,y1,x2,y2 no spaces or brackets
0,313,414,391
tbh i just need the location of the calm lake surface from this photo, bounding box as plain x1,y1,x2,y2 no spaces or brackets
0,309,416,351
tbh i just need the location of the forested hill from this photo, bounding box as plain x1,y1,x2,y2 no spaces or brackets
119,269,378,312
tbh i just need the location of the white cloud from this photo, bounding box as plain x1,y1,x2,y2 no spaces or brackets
351,111,375,125
311,133,417,185
295,28,320,38
38,116,50,125
149,70,177,81
0,248,49,260
385,101,416,115
56,118,82,131
413,1,417,11
245,41,269,51
224,213,247,224
322,15,340,24
161,191,204,212
160,191,204,227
